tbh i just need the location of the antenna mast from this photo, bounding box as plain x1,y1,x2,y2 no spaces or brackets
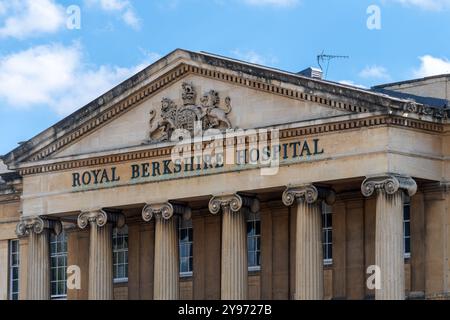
317,51,349,79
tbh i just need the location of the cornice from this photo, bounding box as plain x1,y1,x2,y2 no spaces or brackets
16,113,444,176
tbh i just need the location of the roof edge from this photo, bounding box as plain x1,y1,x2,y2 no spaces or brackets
374,73,450,89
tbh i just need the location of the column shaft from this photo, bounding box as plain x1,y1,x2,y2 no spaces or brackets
295,200,323,300
27,229,50,300
154,216,179,300
88,222,113,300
221,207,248,300
375,191,404,300
361,175,417,300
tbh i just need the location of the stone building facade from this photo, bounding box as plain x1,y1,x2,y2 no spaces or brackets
1,49,450,300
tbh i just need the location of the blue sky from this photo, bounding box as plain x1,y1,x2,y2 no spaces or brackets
0,0,450,155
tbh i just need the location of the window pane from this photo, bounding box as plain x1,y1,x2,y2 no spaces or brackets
50,232,68,299
12,279,19,292
248,253,255,267
9,240,20,300
404,206,410,220
12,266,19,279
404,222,410,237
11,240,17,252
113,226,129,281
247,213,261,269
59,267,66,280
180,258,188,273
247,222,254,236
248,238,255,252
59,281,66,295
179,219,193,274
180,230,185,241
321,206,333,263
403,201,411,257
405,239,411,255
50,242,56,254
119,265,126,278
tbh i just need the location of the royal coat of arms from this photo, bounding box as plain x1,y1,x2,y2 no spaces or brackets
148,82,233,142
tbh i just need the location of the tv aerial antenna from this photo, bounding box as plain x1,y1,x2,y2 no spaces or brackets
317,50,349,79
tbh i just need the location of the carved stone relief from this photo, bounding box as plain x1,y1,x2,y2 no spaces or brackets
148,82,233,142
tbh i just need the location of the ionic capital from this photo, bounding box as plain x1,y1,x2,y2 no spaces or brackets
142,202,191,222
361,175,417,198
16,216,62,237
209,194,260,215
77,210,125,229
282,184,336,207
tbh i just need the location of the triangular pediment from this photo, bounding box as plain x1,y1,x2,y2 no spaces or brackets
52,76,353,159
3,49,405,168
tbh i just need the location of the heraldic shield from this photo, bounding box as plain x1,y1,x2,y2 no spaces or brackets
148,82,233,143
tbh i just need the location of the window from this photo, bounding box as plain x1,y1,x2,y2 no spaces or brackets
179,219,193,277
50,232,67,299
404,196,411,259
9,239,20,300
113,226,128,282
247,212,261,271
322,203,333,265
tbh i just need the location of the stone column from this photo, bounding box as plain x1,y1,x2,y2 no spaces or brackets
209,194,259,300
361,175,417,300
77,210,124,300
143,203,189,300
282,185,335,300
16,216,62,300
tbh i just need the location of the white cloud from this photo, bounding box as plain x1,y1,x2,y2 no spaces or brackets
0,2,7,15
122,8,140,29
0,0,65,39
413,55,450,77
86,0,141,29
388,0,450,10
359,65,391,80
0,43,159,115
231,49,278,65
338,80,368,89
243,0,299,7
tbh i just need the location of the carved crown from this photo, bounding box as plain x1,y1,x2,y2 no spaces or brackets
182,82,196,105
